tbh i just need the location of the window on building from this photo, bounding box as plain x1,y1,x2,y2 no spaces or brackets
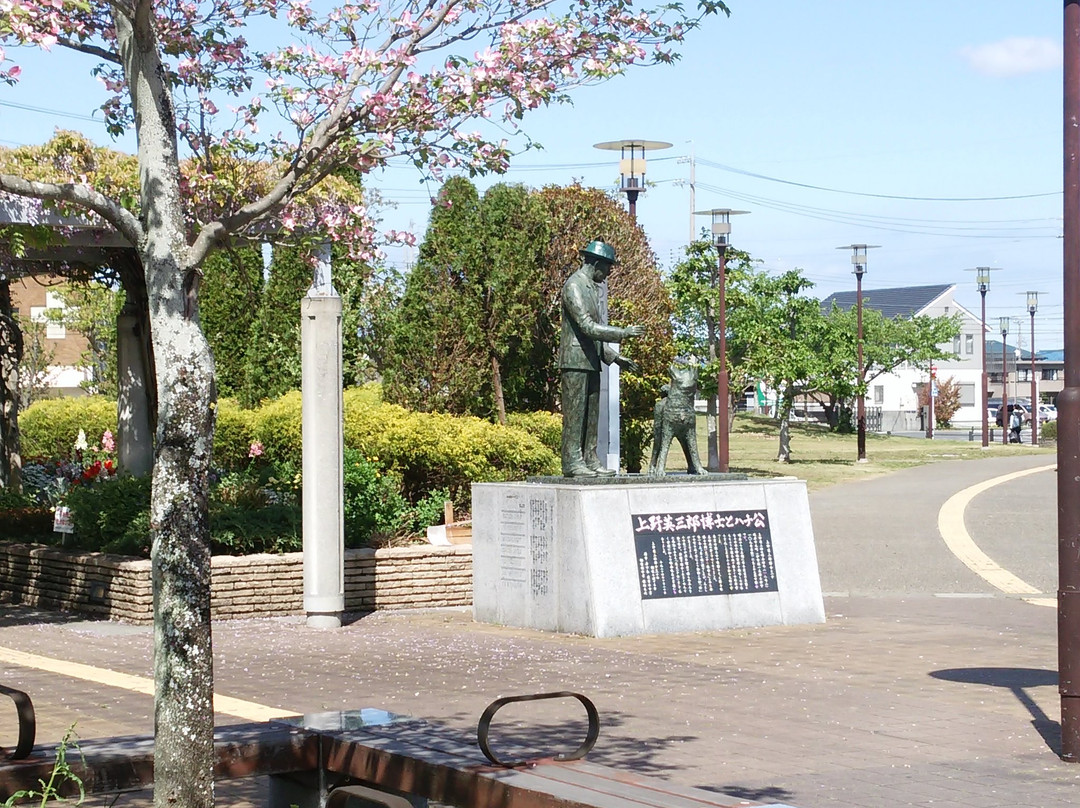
30,305,66,340
959,384,975,406
873,385,884,405
952,336,961,355
1018,368,1031,382
1043,368,1062,381
965,334,974,354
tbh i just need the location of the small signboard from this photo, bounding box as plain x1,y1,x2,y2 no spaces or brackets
53,506,74,534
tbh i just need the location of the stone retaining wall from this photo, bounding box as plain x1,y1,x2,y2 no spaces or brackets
0,542,473,625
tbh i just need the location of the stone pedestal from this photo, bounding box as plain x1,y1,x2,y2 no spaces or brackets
472,476,824,637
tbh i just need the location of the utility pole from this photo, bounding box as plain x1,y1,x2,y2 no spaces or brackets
1061,0,1080,760
676,142,696,242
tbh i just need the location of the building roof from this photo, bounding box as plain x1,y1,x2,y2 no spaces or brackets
820,283,952,319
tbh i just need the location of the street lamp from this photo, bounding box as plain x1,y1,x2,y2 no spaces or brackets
965,267,999,448
837,244,880,462
593,139,672,220
999,316,1010,446
694,208,748,473
1027,291,1040,446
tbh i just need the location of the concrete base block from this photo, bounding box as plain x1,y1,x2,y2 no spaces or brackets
472,476,825,637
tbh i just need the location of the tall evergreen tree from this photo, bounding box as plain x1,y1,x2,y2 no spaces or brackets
384,178,488,414
199,247,263,398
242,245,310,407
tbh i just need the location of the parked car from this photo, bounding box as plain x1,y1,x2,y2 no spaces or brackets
1038,404,1057,422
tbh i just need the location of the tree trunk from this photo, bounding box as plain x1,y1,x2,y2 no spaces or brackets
114,8,216,808
0,277,21,492
491,352,506,425
147,269,216,808
777,386,794,463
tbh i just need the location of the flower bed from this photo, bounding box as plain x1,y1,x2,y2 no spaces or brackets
0,541,473,624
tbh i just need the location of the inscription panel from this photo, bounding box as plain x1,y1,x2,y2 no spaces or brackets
498,493,528,586
632,510,778,600
499,492,555,596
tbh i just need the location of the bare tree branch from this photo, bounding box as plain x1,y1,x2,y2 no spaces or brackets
56,36,122,64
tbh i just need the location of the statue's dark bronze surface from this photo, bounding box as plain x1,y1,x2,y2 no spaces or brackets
559,240,642,477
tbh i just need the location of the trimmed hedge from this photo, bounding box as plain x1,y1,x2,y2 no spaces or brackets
20,397,117,460
506,411,562,455
1041,420,1058,440
213,398,257,469
21,389,559,505
249,389,558,503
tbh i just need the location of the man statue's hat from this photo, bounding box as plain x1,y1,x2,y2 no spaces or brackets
580,240,618,265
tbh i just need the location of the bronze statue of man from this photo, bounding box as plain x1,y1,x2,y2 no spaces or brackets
559,240,643,477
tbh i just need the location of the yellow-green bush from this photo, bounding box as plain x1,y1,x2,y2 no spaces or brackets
248,391,303,462
213,398,257,470
342,389,558,503
20,396,118,460
17,388,560,504
506,411,562,454
1042,419,1057,440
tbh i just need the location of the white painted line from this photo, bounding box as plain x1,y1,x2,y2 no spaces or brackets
0,646,294,721
936,464,1055,604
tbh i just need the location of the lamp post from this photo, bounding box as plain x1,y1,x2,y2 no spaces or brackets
837,244,880,462
971,268,996,447
999,316,1010,446
694,208,748,473
1027,292,1040,446
593,139,672,220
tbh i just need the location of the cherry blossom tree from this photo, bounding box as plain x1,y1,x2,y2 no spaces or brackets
0,1,727,806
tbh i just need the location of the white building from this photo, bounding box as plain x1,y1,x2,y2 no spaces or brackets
820,283,984,431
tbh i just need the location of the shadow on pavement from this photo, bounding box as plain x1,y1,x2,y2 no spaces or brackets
0,604,84,628
930,667,1060,755
698,784,797,802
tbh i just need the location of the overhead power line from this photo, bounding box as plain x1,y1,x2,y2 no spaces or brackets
0,99,102,124
695,158,1059,202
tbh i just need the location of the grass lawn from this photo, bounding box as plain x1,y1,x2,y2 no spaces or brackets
655,413,1054,491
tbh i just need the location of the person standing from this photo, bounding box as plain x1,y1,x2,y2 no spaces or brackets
1009,406,1023,444
559,240,643,477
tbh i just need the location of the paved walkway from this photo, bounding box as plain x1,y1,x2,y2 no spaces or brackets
1,452,1075,808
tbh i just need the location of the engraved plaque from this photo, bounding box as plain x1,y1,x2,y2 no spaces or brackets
631,510,778,600
498,493,528,586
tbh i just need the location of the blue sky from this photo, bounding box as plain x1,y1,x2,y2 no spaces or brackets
0,1,1066,349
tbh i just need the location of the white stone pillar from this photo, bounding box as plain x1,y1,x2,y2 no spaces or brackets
301,244,344,628
116,306,153,477
596,283,619,472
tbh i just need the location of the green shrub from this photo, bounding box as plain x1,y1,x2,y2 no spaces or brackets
1042,419,1058,440
342,389,558,504
63,475,152,551
342,447,407,546
209,502,301,555
506,411,562,454
213,398,257,470
20,397,117,460
246,389,558,505
249,391,303,464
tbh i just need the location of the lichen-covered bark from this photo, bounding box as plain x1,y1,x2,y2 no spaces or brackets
115,6,216,808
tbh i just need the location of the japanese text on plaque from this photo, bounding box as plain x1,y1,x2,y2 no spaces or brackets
632,510,778,599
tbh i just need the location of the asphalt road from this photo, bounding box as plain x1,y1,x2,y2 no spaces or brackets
809,453,1056,597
